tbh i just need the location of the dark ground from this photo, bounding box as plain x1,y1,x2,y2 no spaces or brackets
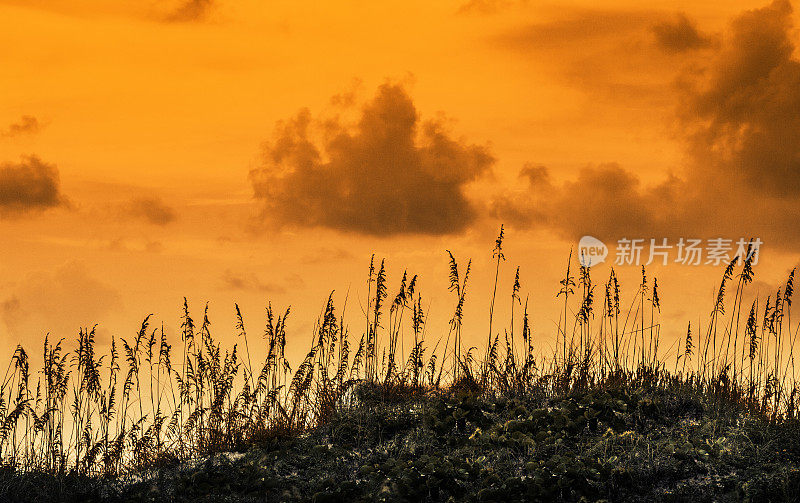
3,383,800,502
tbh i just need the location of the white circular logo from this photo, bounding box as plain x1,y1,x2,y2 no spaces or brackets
578,236,607,266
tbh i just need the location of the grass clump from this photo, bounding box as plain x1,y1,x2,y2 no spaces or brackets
0,230,796,501
3,381,797,502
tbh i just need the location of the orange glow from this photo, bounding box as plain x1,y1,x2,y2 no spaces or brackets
0,0,798,366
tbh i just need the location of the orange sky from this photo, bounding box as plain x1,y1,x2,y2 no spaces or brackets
1,0,799,365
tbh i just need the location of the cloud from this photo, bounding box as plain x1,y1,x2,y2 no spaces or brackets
501,9,656,47
652,13,713,53
145,241,164,253
1,297,21,325
493,163,689,242
497,8,716,104
1,262,121,339
681,0,800,196
496,8,692,103
164,0,214,22
458,0,526,15
300,247,354,265
124,196,177,225
221,269,299,293
495,1,800,250
1,116,43,138
249,83,494,236
0,156,65,216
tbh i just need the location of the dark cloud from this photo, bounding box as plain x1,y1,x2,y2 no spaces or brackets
0,156,65,216
493,163,690,242
497,9,708,104
164,0,214,22
499,8,713,55
495,1,800,249
250,83,494,236
125,196,177,225
501,9,657,47
652,13,713,53
2,116,43,138
682,0,800,196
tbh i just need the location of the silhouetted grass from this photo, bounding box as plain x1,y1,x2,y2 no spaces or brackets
0,229,796,501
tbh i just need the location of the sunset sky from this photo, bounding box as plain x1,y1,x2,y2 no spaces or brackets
1,0,799,363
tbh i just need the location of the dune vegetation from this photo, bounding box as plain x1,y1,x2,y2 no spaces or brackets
0,228,798,502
